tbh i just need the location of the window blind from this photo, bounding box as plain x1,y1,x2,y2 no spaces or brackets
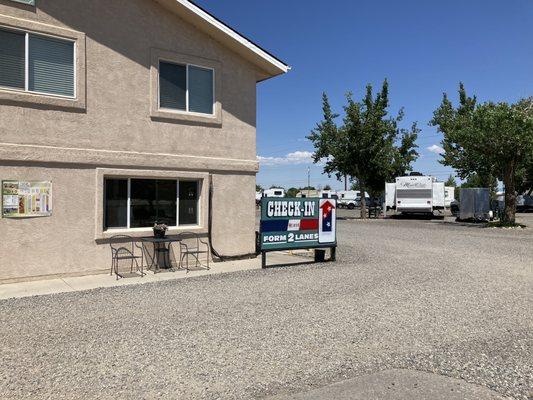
0,29,25,90
188,66,214,114
159,62,186,110
29,35,74,97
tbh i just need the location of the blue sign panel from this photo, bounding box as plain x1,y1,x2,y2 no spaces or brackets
260,197,337,251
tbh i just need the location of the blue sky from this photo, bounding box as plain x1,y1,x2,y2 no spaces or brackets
195,0,533,190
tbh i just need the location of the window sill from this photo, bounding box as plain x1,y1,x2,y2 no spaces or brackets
150,108,222,127
97,226,207,241
0,88,86,112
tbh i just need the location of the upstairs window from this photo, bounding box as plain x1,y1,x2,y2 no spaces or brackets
0,28,75,97
159,61,214,115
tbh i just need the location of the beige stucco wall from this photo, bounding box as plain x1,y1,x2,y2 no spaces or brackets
0,0,260,160
0,0,263,281
0,164,256,281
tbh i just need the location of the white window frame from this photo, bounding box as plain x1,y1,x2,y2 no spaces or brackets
104,178,201,231
157,60,215,117
0,27,76,99
9,0,35,5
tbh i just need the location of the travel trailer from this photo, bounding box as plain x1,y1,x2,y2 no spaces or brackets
263,188,285,198
385,175,454,215
296,189,338,199
320,190,338,199
337,190,370,209
444,186,455,208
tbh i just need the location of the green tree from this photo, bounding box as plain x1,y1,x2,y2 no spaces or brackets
444,174,456,188
456,173,497,201
460,173,497,191
431,85,533,223
255,184,263,192
515,98,533,196
323,184,332,191
285,187,299,197
516,157,533,196
308,80,419,218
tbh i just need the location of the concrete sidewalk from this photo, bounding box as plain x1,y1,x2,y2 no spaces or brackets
0,251,313,300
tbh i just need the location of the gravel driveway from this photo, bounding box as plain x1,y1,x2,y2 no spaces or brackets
1,217,532,399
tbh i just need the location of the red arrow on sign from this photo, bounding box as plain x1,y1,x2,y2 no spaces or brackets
320,200,335,219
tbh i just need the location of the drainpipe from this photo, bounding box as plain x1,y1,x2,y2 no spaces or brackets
208,174,227,261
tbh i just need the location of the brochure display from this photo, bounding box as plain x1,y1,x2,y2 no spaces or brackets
2,181,53,218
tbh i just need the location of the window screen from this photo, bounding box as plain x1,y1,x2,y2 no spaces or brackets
188,65,213,114
29,35,75,97
0,29,25,90
159,61,186,111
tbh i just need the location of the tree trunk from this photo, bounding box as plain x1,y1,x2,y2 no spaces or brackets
360,184,367,219
502,161,517,224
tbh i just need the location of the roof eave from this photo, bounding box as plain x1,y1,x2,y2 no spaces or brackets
155,0,290,80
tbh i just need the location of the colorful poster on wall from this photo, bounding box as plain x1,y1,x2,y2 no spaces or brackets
2,181,52,218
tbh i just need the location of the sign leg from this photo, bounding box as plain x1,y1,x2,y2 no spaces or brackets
261,252,267,269
331,247,336,261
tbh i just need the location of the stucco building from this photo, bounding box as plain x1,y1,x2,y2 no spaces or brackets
0,0,289,282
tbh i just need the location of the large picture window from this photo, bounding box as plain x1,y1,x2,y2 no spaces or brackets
130,179,177,228
159,61,214,115
104,178,200,230
0,28,75,97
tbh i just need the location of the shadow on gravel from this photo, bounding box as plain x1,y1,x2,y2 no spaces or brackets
437,221,488,229
263,261,317,270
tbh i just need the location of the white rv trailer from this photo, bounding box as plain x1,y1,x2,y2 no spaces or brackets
296,189,338,199
444,186,455,208
385,175,453,214
320,190,338,199
337,190,370,209
263,188,285,198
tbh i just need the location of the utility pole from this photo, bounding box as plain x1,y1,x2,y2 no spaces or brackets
344,175,348,191
307,166,311,197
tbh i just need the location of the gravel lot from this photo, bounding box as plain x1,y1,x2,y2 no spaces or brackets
1,215,532,399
